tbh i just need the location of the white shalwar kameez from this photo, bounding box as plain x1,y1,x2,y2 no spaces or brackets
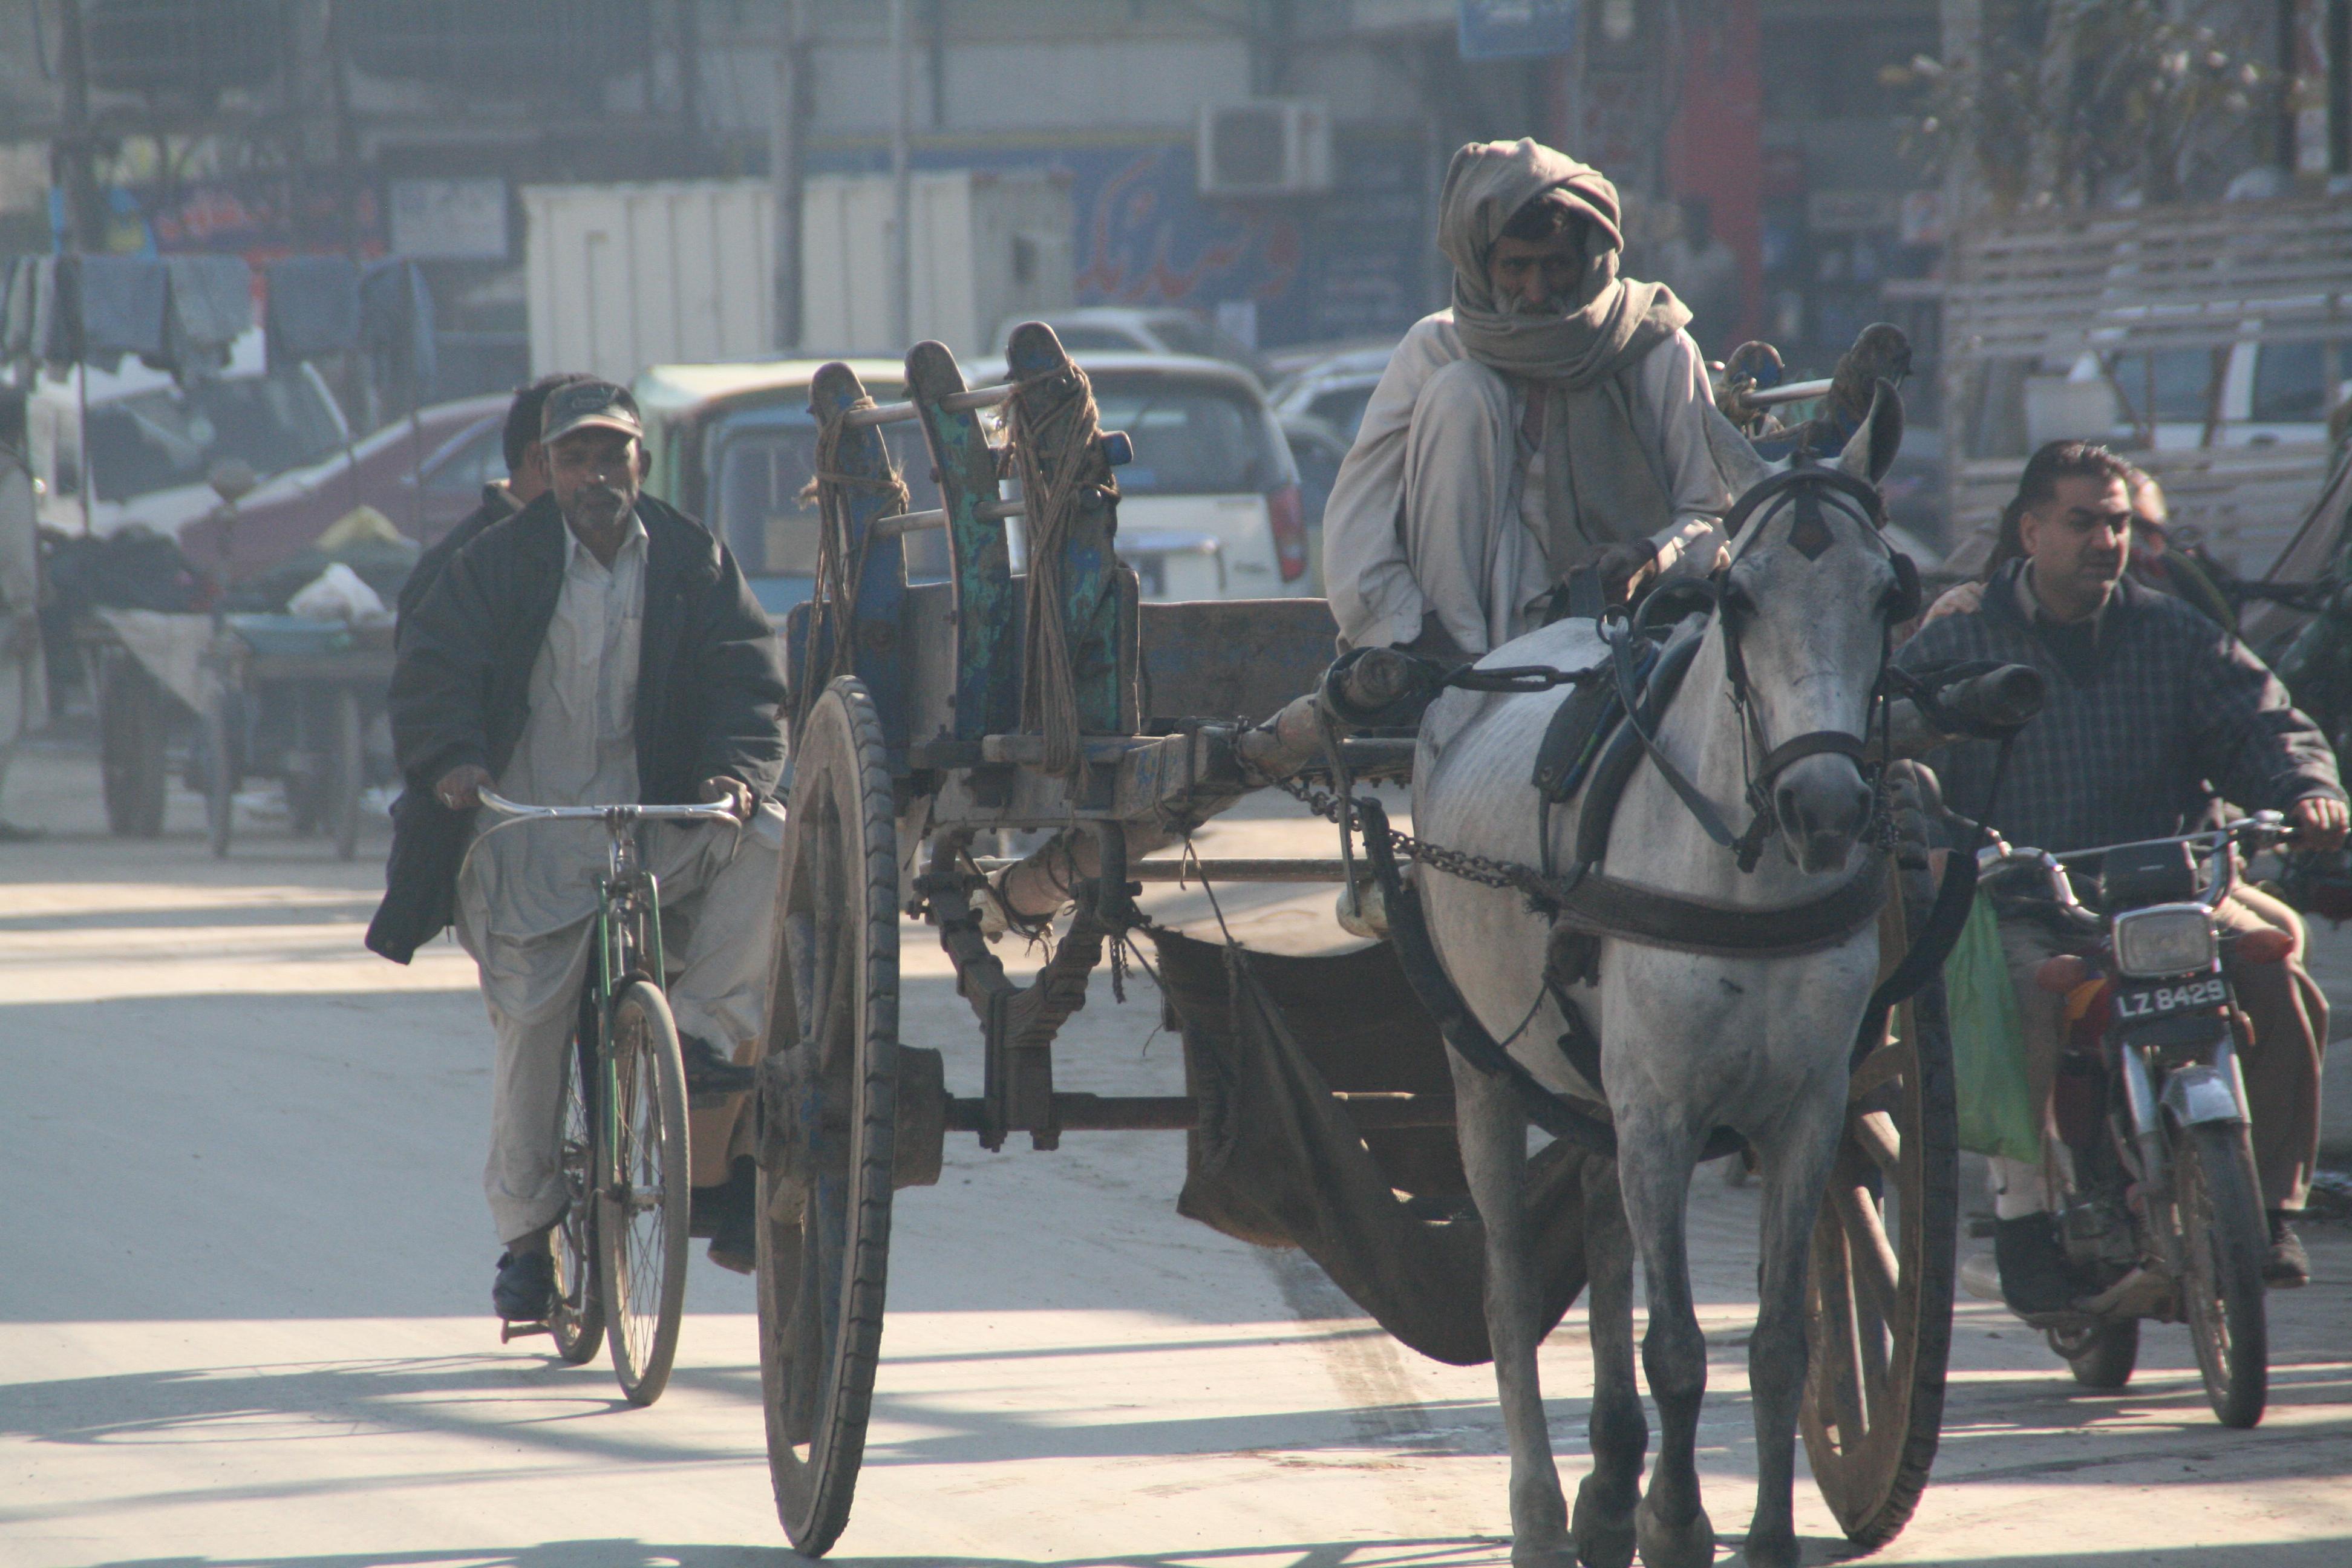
454,511,783,1244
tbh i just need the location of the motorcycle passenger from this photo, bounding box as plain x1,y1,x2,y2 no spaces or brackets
1897,439,2348,1307
367,379,788,1321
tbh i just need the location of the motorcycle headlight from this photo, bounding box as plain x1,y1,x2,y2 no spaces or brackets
2112,904,2218,978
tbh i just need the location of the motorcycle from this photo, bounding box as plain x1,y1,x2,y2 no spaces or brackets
1976,812,2296,1429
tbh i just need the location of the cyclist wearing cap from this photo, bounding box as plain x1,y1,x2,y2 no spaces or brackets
368,378,789,1321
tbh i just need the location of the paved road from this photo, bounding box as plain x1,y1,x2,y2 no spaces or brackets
2,743,2347,1568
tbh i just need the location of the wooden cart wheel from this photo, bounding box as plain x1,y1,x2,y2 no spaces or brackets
1799,940,1959,1548
328,687,363,861
99,651,168,838
757,675,900,1557
204,687,240,859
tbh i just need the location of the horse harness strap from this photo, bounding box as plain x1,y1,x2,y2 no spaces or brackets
1547,850,1889,957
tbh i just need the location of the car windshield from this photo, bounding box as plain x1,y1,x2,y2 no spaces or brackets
712,419,946,581
2107,350,2218,426
1307,384,1376,443
85,373,344,503
2252,339,2351,423
1089,373,1285,495
1051,325,1148,352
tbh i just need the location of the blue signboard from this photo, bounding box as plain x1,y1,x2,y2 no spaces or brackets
1458,0,1578,60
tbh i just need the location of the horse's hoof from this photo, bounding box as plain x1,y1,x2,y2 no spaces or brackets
1634,1497,1716,1568
1572,1474,1638,1568
1739,1523,1800,1568
1510,1536,1577,1568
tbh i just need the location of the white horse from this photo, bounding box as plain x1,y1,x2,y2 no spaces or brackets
1411,397,1906,1568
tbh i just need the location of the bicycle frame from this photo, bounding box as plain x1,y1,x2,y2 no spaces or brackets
467,790,737,1215
592,826,664,1208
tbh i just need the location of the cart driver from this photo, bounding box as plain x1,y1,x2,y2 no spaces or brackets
1896,440,2347,1308
367,379,789,1322
1322,137,1730,658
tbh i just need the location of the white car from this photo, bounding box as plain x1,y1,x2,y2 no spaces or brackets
976,351,1310,602
2090,333,2349,449
23,328,350,538
1266,339,1398,445
999,307,1264,379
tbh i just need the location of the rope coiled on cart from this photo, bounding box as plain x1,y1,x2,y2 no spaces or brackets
800,397,910,725
1004,362,1117,779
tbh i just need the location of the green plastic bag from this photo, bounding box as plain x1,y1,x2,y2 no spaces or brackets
1942,891,2043,1164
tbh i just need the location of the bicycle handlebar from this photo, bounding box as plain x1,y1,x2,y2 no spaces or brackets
475,788,741,826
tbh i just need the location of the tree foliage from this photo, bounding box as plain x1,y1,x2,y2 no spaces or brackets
1891,0,2276,211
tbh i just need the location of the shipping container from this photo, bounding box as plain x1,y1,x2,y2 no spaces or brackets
523,180,776,383
523,171,1073,383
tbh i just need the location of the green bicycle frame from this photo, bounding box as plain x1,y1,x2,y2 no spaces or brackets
589,826,668,1202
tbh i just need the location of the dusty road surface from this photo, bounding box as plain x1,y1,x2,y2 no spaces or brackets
4,740,2349,1568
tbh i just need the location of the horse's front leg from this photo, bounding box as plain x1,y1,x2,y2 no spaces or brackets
1616,1114,1716,1568
1570,1149,1644,1568
1742,1075,1848,1568
1451,1056,1572,1568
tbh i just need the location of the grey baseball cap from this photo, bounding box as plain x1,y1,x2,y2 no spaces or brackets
540,379,643,445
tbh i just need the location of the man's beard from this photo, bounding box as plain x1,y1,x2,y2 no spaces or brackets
565,485,631,531
1507,293,1575,317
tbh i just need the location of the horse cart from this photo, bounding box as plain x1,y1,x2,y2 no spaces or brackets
753,325,2010,1558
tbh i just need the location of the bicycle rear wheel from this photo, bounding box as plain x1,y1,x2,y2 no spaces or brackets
548,1032,606,1366
598,979,692,1405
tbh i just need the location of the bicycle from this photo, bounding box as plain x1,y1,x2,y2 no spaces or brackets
470,786,740,1406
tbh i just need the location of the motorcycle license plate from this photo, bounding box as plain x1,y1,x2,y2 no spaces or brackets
2111,975,2229,1021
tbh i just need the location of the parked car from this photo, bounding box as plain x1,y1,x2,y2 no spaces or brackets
176,394,512,586
635,350,1308,614
1024,351,1310,600
1280,411,1351,595
1266,339,1397,445
634,359,939,621
24,328,350,541
2091,334,2350,449
999,307,1266,380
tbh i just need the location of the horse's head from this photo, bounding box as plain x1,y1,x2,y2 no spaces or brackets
1702,384,1910,874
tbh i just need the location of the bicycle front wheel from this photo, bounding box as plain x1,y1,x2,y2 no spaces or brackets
598,979,692,1405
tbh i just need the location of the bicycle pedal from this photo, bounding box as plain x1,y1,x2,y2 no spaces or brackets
498,1319,553,1342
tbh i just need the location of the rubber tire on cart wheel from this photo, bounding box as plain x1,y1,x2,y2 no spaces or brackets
547,1031,607,1367
757,675,900,1557
597,979,691,1406
328,688,363,861
2048,1318,2138,1390
100,652,168,838
1798,858,1959,1552
2171,1119,2269,1428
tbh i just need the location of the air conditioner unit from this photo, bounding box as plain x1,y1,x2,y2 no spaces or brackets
1197,100,1333,198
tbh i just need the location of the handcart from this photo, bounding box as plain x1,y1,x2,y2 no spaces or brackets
199,614,391,860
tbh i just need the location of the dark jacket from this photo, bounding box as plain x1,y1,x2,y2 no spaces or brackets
365,491,788,963
394,482,518,637
1896,559,2344,855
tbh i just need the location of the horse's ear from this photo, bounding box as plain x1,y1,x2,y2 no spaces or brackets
1837,378,1904,489
1704,404,1772,498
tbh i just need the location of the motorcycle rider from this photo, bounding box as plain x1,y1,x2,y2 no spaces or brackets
1898,440,2347,1307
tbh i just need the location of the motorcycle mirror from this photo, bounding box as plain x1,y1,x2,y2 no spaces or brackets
2036,953,2089,993
2234,927,2294,965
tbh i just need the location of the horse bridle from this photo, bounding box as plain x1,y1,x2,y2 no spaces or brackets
1601,460,1920,874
